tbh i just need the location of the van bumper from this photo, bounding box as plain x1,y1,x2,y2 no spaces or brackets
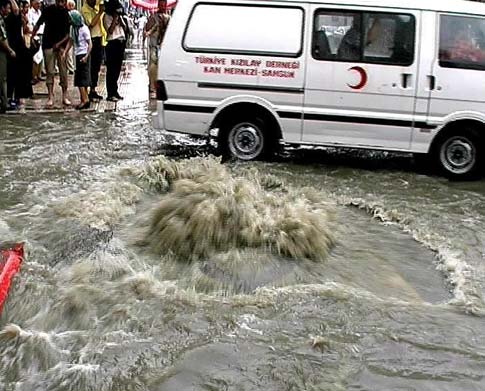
152,101,166,130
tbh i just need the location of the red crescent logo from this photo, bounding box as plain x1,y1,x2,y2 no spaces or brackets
347,66,368,90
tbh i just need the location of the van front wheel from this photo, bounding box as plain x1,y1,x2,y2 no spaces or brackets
220,117,271,161
435,130,482,180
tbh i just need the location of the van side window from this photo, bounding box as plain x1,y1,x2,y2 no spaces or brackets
439,14,485,71
312,10,415,66
184,4,304,57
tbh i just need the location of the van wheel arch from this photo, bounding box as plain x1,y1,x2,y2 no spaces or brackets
429,120,485,180
212,103,282,161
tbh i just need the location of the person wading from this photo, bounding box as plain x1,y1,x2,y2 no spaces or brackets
0,0,16,113
144,0,169,99
82,0,106,102
32,0,71,108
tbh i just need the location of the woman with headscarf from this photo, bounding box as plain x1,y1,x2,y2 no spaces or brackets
63,10,92,109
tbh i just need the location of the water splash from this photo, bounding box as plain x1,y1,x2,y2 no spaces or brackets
138,157,336,263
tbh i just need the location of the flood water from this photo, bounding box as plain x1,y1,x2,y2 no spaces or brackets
1,81,485,390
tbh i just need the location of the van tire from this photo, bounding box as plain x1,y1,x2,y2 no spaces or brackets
219,116,273,161
433,128,483,180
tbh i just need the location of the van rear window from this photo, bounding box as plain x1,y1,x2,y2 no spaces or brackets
183,4,304,57
439,14,485,71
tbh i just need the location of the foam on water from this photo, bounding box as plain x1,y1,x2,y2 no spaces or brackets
52,181,144,230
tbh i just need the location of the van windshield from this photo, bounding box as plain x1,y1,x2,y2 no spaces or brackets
439,14,485,70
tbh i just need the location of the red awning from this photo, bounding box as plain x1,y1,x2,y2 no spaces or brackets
131,0,177,11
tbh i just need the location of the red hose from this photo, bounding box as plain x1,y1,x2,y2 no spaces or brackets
0,243,24,314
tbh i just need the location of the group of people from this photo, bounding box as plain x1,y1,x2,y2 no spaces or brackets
0,0,170,113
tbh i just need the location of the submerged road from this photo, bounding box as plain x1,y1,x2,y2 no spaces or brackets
1,45,485,391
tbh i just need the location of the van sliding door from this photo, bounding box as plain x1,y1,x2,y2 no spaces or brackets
303,6,420,150
424,12,485,135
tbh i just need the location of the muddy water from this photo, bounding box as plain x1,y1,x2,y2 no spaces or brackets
1,108,485,391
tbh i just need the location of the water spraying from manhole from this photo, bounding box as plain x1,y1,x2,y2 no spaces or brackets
136,157,336,263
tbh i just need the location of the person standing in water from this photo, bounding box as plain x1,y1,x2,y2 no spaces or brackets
82,0,105,102
27,0,43,85
0,0,16,114
144,0,170,99
63,9,92,110
65,0,76,75
5,0,32,110
103,0,126,102
32,0,71,107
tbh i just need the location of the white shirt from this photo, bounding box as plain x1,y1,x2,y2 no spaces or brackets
73,25,91,56
138,15,147,29
28,8,44,34
104,14,125,41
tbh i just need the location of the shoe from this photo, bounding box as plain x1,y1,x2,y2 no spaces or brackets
7,99,17,111
114,93,123,100
89,92,103,101
107,96,119,102
76,101,91,110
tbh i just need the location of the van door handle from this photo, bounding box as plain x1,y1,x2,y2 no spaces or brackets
428,75,436,90
401,73,412,89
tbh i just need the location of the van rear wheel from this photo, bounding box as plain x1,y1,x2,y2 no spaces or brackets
220,117,272,161
434,129,482,180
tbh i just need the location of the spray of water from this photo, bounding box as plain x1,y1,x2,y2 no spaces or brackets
138,157,336,262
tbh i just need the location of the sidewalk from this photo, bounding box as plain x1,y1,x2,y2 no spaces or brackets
10,45,150,114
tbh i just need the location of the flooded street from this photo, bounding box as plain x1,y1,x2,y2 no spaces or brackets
1,55,485,391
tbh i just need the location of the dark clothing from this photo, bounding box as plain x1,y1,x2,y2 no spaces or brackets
105,38,125,97
337,27,361,61
6,13,32,99
74,54,91,87
0,16,7,112
5,13,23,49
0,52,7,112
35,5,70,50
90,36,103,89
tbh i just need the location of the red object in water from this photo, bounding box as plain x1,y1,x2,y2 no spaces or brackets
0,243,24,314
131,0,177,11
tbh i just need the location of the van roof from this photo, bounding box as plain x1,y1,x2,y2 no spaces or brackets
236,0,485,15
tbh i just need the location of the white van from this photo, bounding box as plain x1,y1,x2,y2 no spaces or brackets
154,0,485,179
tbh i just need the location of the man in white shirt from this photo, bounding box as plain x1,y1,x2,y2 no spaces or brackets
28,0,44,83
137,13,146,49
